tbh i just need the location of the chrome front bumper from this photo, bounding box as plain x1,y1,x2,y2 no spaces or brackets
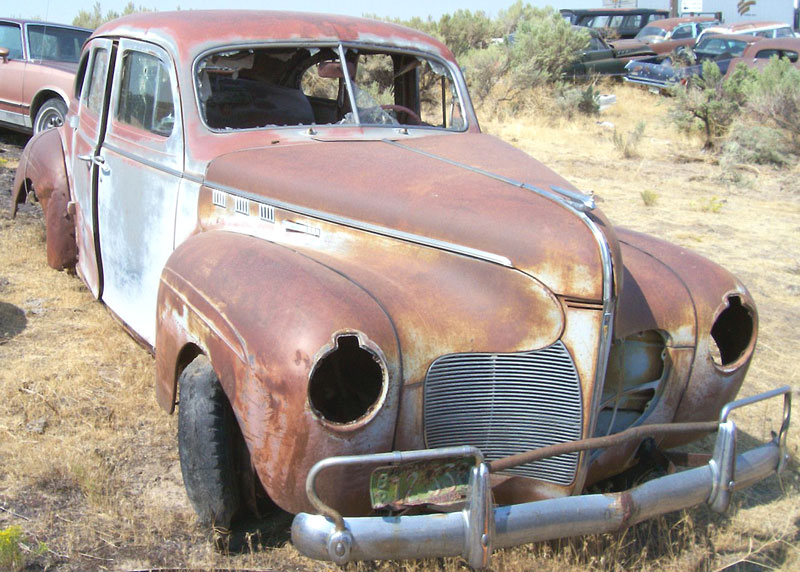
292,387,791,568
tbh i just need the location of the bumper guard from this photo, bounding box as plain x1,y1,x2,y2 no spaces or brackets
292,386,791,568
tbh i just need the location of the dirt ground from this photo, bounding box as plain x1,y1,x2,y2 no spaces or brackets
0,84,798,571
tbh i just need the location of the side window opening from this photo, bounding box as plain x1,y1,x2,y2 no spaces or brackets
85,48,110,114
74,51,90,100
116,51,175,137
0,22,24,59
671,26,692,40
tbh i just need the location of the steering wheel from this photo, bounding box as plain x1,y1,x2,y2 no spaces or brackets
380,104,422,125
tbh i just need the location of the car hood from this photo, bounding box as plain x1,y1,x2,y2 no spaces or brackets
204,132,615,300
608,39,656,57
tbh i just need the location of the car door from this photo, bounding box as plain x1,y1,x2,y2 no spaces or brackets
0,21,27,128
96,39,183,346
71,39,114,297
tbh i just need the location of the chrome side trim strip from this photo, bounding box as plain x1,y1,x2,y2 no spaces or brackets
0,108,31,128
102,141,185,179
203,180,513,268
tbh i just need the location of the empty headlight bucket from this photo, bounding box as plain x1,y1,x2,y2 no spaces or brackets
710,295,756,370
308,332,388,427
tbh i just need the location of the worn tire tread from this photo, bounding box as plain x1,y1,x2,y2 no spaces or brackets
178,356,240,528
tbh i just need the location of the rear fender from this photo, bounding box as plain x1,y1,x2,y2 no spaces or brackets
12,128,76,271
156,230,401,514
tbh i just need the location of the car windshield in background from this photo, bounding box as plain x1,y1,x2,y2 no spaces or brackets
635,26,666,40
27,25,90,63
196,45,466,131
696,37,749,56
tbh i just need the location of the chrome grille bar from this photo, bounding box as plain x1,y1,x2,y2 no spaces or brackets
424,341,582,485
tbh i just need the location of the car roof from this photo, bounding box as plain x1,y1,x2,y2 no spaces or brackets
643,16,716,31
92,10,454,61
0,18,91,32
561,8,667,15
703,20,789,33
698,33,764,44
742,37,800,52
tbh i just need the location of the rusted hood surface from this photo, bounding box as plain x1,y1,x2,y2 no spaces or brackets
204,133,610,300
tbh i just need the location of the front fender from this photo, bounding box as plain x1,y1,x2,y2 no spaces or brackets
616,229,757,442
156,230,401,514
12,128,76,270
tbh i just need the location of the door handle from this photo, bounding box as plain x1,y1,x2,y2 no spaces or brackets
80,154,111,176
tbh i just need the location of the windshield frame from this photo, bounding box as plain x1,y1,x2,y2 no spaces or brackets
192,40,470,134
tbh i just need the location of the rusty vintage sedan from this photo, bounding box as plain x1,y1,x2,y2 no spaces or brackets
10,10,790,568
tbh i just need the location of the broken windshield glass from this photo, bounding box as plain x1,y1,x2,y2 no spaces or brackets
195,44,466,131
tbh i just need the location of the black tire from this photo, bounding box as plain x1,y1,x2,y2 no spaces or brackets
33,98,67,134
178,356,241,529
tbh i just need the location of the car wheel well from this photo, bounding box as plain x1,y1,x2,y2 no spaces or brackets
30,91,64,119
175,342,204,401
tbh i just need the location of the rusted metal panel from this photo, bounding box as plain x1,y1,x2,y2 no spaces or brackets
11,128,77,270
196,184,567,385
157,231,403,515
616,229,757,439
203,135,606,300
92,11,457,63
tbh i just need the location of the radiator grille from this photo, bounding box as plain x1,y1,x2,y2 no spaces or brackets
424,341,583,485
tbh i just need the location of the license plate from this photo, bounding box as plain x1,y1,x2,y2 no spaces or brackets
370,457,473,510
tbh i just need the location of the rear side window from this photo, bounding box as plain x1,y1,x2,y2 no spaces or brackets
756,49,799,62
0,22,23,59
74,51,89,99
27,25,90,63
116,51,175,137
85,48,109,114
622,15,643,28
671,25,693,40
756,49,780,59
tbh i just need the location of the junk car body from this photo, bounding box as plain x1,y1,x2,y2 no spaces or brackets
11,10,790,568
566,27,656,79
625,33,763,91
696,20,797,43
609,16,718,55
0,18,91,134
725,37,800,74
560,8,668,39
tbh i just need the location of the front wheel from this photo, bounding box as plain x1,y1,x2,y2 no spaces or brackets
33,98,67,134
178,356,241,529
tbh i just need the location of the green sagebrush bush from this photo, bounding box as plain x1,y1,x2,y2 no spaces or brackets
671,56,800,165
723,122,794,166
509,8,590,87
743,57,800,155
669,60,752,149
461,44,509,102
556,84,600,118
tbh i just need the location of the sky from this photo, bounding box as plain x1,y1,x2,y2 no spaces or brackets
12,0,600,27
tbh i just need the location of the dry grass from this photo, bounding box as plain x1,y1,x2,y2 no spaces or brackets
0,83,798,571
